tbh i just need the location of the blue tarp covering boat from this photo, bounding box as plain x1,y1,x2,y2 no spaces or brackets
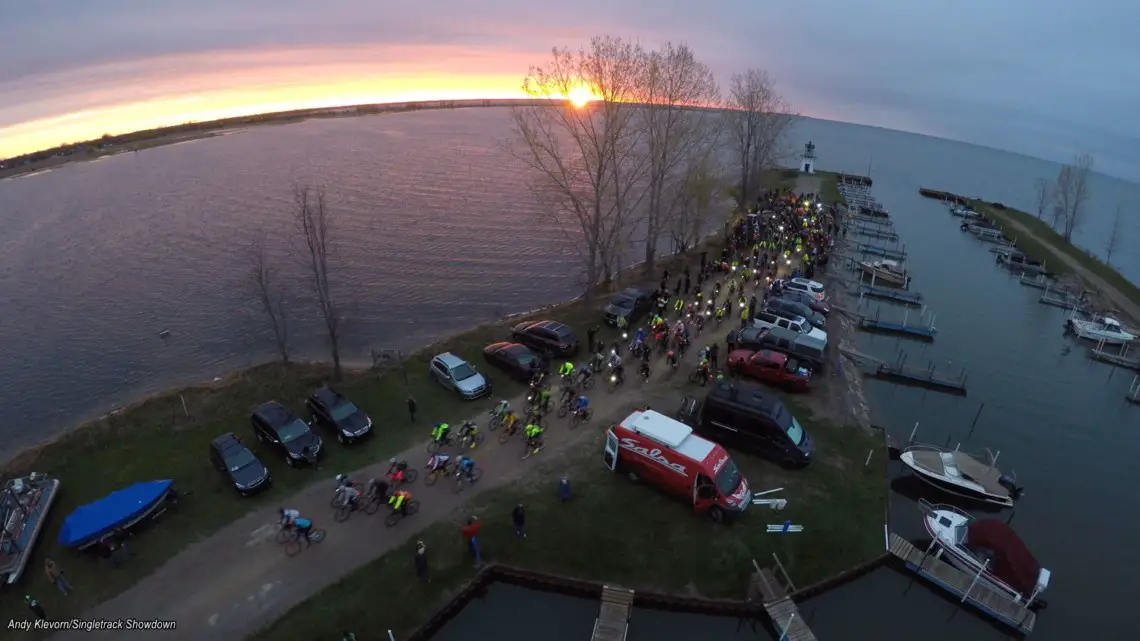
58,480,173,549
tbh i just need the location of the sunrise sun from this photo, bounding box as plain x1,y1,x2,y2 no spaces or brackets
567,85,596,108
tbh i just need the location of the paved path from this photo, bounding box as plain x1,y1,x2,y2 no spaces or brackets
794,173,821,196
998,216,1140,325
50,366,697,640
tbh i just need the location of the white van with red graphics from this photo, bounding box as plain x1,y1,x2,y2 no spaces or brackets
603,409,752,522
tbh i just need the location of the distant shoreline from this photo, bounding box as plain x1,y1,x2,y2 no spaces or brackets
0,99,555,181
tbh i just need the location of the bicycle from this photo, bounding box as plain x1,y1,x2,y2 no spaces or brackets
487,408,506,431
426,432,456,454
521,435,545,460
333,494,362,522
569,407,593,429
456,429,484,453
453,466,483,493
283,526,326,557
384,500,421,527
361,489,387,515
424,461,455,486
555,397,575,418
498,419,522,444
386,467,419,488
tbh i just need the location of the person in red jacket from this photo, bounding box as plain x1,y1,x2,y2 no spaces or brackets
461,516,483,567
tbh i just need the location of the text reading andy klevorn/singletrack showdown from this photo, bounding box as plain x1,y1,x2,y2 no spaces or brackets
8,618,179,632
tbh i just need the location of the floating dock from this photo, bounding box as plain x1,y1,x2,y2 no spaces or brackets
840,349,967,395
858,315,937,342
971,227,1009,243
1039,288,1087,312
1019,274,1054,290
853,226,899,242
858,284,924,306
591,585,633,641
1089,343,1140,371
887,533,1036,634
750,558,817,641
854,242,907,260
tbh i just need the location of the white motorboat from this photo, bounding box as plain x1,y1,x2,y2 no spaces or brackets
900,444,1021,507
1067,315,1136,345
857,259,910,287
921,501,1050,608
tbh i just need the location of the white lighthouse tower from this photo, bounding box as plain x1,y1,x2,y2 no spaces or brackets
799,141,817,174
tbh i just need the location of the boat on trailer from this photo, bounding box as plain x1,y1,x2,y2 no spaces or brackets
1066,315,1136,345
900,444,1022,507
921,500,1050,610
59,479,177,550
0,473,61,584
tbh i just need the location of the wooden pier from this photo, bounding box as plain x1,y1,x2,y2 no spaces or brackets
590,585,633,641
750,557,817,641
887,533,1036,634
853,226,899,242
854,242,906,260
840,349,968,396
1039,287,1087,313
1019,274,1054,290
971,227,1009,244
1089,342,1140,371
858,309,937,341
858,284,924,307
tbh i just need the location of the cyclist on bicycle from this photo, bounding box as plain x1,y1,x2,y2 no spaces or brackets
524,422,545,451
559,382,577,404
279,507,301,528
529,370,547,389
666,349,678,368
458,420,480,448
366,477,390,501
387,458,408,483
558,361,575,379
638,359,651,381
457,455,477,481
574,394,590,416
609,352,624,383
334,473,355,489
293,516,314,546
616,314,628,330
389,489,412,515
493,399,511,419
575,363,592,385
503,410,520,433
431,422,450,443
538,387,552,413
427,453,451,473
339,483,361,511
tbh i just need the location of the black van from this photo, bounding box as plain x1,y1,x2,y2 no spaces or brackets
677,380,814,467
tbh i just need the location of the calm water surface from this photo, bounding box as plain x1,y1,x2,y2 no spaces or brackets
3,108,1140,639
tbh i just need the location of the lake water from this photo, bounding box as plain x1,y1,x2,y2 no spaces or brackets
3,107,1140,639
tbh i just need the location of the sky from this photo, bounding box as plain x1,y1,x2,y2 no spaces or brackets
2,0,1138,181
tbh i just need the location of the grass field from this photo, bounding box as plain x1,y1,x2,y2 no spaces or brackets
250,396,886,641
816,171,847,206
970,200,1140,307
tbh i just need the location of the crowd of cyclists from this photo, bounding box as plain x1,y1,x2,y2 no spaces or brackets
277,187,840,559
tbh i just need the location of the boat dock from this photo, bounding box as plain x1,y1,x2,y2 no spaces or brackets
1039,287,1087,313
1089,342,1140,371
0,474,61,584
590,585,633,641
971,226,1008,243
1128,376,1140,405
750,557,817,641
887,533,1036,634
853,226,899,242
857,284,924,307
840,349,968,395
854,242,907,260
858,308,937,341
1019,274,1054,290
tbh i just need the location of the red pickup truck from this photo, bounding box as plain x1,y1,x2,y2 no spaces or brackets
726,349,812,392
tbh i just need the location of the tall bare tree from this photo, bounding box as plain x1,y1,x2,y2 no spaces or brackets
250,237,290,362
670,153,727,252
637,42,721,273
510,36,650,295
293,185,344,379
1105,205,1125,265
1033,178,1052,220
726,69,795,209
1055,152,1095,241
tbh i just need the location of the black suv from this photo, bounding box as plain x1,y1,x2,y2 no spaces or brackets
678,381,815,466
766,297,826,330
511,320,580,356
251,401,322,467
728,326,826,370
210,433,270,495
603,287,653,326
306,387,372,444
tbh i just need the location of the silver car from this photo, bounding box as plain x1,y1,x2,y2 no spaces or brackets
429,353,490,399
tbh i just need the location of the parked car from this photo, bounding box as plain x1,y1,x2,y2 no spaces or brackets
603,287,653,326
766,297,826,330
510,320,580,356
677,380,814,467
782,279,825,302
483,342,547,382
726,349,812,392
790,277,826,299
750,310,828,342
210,433,271,495
429,352,491,399
778,288,832,316
306,387,372,444
250,401,322,467
727,326,826,370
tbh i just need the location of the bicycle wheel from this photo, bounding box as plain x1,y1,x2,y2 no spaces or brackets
402,468,419,484
488,415,502,432
499,427,514,444
308,528,326,543
275,528,293,545
424,468,442,486
363,497,381,515
570,412,582,429
457,436,471,453
426,439,442,454
384,511,401,527
472,432,485,448
557,403,570,418
470,467,483,483
582,375,595,390
453,473,467,494
284,539,302,557
406,500,420,515
334,504,352,522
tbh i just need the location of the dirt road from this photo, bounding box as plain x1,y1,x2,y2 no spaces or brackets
48,357,707,641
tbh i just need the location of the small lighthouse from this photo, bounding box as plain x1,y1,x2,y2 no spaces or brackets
799,141,817,174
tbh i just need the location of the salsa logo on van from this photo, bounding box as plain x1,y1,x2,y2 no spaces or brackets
712,454,729,473
619,437,687,475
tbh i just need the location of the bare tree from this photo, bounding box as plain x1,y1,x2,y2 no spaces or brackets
670,153,727,252
510,36,649,295
637,42,722,273
726,69,795,210
250,237,290,362
1033,178,1052,220
1054,152,1095,241
1105,205,1125,265
293,185,344,379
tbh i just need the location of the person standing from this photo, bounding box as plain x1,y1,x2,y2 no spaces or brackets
709,343,720,371
512,504,527,540
45,559,73,595
414,541,429,582
407,396,417,423
558,476,573,502
462,516,483,567
587,326,599,353
25,595,46,621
